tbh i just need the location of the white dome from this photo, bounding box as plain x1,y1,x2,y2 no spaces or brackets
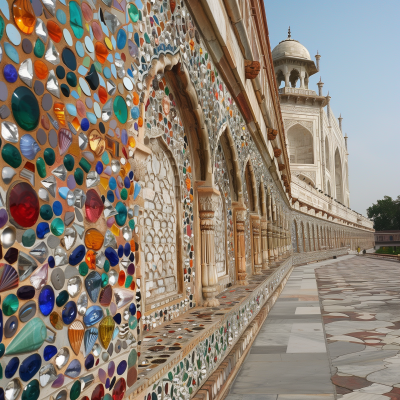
272,39,311,61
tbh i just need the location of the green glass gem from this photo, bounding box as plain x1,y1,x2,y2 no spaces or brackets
63,154,75,171
103,260,110,273
115,202,127,226
128,349,137,368
101,151,110,164
6,317,47,355
3,294,19,316
82,56,90,67
34,38,45,58
94,62,102,73
69,1,84,39
40,204,53,221
129,219,135,230
2,144,22,168
129,316,137,329
70,380,81,400
101,273,108,288
0,344,5,358
21,379,40,400
144,32,151,44
0,15,4,41
36,157,46,178
66,72,77,87
22,229,36,247
165,87,170,96
128,3,139,22
79,262,88,276
125,275,133,288
11,87,40,131
50,218,64,236
79,158,91,173
56,290,69,307
113,96,128,124
74,167,84,185
44,148,56,166
120,188,128,200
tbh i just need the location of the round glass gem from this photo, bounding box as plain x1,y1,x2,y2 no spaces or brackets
11,87,40,131
2,294,19,316
8,182,39,228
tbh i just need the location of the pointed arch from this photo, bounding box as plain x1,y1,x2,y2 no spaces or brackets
287,124,314,164
244,159,258,213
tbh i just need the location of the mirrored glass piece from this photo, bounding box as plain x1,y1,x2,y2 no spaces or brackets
1,121,18,143
18,58,33,87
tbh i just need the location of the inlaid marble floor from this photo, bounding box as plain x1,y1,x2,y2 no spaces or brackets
228,254,400,400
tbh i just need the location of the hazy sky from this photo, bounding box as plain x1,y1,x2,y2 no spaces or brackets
265,0,400,216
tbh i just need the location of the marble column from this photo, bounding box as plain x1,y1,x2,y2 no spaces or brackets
252,216,262,275
199,193,220,307
261,220,269,269
235,209,248,285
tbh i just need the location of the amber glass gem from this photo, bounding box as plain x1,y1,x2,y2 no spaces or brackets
34,60,48,80
68,321,84,355
95,42,108,64
88,130,106,156
49,311,63,330
84,229,104,251
13,0,36,34
118,271,125,287
53,103,66,126
85,250,96,270
99,316,115,349
47,20,62,43
98,87,107,104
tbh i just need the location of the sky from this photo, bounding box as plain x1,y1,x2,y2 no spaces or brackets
264,0,400,216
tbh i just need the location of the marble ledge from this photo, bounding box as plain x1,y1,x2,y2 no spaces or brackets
127,257,294,399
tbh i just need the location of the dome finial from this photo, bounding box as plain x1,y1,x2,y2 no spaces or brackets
288,26,291,39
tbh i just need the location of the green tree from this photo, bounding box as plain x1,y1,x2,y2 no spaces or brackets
367,196,400,231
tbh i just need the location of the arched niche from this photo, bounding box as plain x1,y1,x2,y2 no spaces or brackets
289,68,300,88
287,124,314,164
335,148,343,203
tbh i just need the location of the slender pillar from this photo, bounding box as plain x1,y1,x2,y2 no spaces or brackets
252,216,262,275
199,194,220,307
261,220,269,269
235,209,248,285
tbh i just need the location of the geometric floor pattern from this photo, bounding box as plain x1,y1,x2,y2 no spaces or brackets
228,255,400,400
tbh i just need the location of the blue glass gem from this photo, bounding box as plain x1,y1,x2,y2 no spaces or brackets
81,118,89,131
95,161,103,174
53,201,63,216
48,256,55,269
131,106,139,119
85,271,102,303
105,378,110,390
19,354,42,381
69,244,85,266
124,176,130,189
118,245,123,258
129,303,136,315
36,222,50,239
83,306,103,327
105,247,119,267
121,129,127,145
124,243,130,257
106,191,114,203
85,354,94,370
58,187,69,199
133,182,141,200
116,29,127,49
5,356,19,379
128,171,134,180
113,313,121,325
83,327,98,356
109,177,116,190
43,345,57,361
20,134,40,160
65,359,81,378
117,360,127,375
62,301,77,325
4,43,19,64
3,64,18,83
38,285,54,316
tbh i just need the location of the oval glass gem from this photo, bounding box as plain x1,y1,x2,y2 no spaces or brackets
11,87,40,131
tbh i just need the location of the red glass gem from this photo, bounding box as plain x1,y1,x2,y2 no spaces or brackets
9,182,39,228
91,384,104,400
85,189,104,223
112,378,126,400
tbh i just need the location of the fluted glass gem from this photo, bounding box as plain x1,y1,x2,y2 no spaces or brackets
68,320,84,355
99,316,115,349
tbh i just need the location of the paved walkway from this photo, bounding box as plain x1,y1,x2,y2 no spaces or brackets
228,255,400,400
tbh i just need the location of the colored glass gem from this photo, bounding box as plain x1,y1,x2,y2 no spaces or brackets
62,300,77,324
19,354,41,381
38,285,55,316
85,271,102,303
2,294,19,316
11,87,39,131
2,143,22,168
21,379,40,400
9,182,39,228
13,0,36,34
68,320,84,355
99,316,115,349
